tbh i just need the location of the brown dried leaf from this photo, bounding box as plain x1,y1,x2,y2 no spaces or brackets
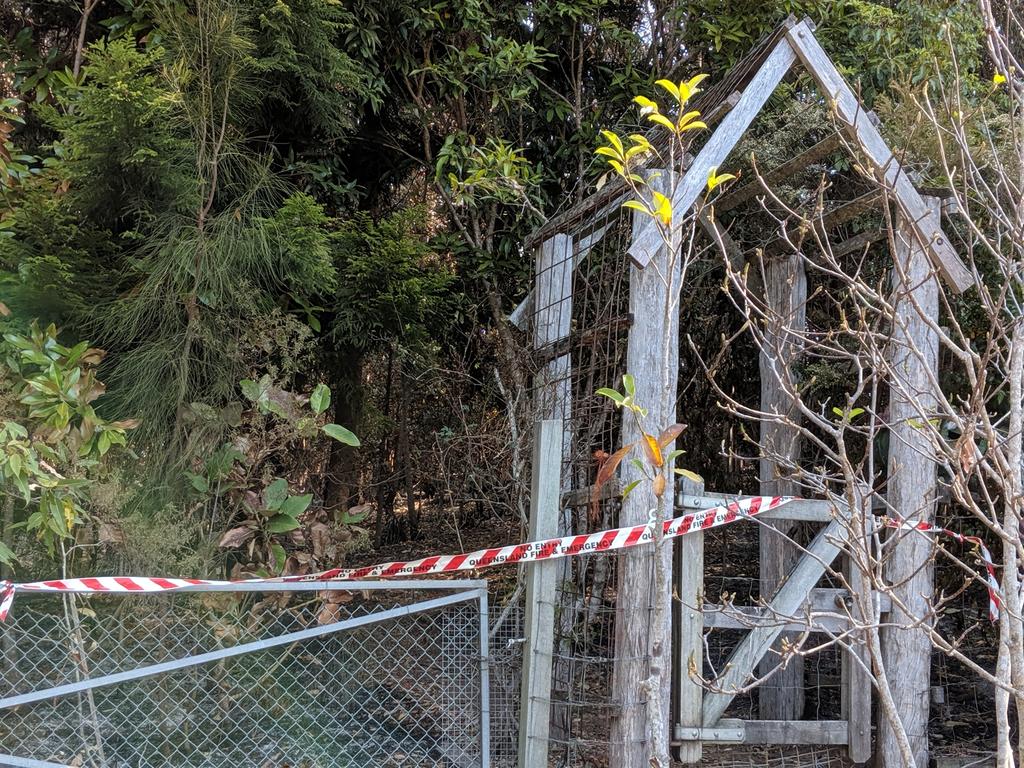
218,525,255,549
657,423,686,448
590,442,634,523
317,603,341,626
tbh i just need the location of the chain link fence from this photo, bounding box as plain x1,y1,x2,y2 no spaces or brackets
0,581,490,768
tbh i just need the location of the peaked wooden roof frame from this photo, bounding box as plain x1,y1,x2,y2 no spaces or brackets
512,16,971,332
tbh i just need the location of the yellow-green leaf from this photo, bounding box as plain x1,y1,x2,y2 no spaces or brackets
628,134,652,151
622,200,653,216
600,129,624,156
633,95,659,113
647,112,676,132
707,166,736,192
678,73,709,103
652,190,673,225
678,120,708,133
674,468,704,483
655,79,680,101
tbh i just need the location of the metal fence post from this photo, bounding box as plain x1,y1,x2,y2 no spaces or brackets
517,419,562,767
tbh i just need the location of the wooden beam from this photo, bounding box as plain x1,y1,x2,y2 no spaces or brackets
676,492,842,522
675,719,850,745
832,228,887,258
715,133,843,213
843,551,873,763
751,189,883,257
785,21,971,293
628,37,797,268
697,209,745,270
518,420,563,767
510,224,613,331
533,314,633,367
673,475,705,764
758,247,808,721
878,198,941,768
702,512,851,726
611,172,682,765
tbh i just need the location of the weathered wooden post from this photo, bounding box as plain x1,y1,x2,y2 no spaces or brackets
531,233,575,740
518,419,562,767
878,197,941,768
673,475,705,764
758,252,807,721
610,183,682,768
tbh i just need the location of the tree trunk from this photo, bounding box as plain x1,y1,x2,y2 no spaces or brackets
879,200,940,768
374,346,396,546
323,346,364,513
400,366,418,538
758,252,807,720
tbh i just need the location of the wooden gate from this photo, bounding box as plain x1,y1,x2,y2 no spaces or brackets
671,481,876,763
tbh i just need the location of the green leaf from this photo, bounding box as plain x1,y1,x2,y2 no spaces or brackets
622,374,636,397
271,542,287,573
186,472,209,494
239,379,260,402
266,514,300,533
279,493,312,518
322,423,360,446
621,479,642,500
596,387,625,405
264,478,289,511
7,453,21,477
674,468,704,483
0,539,15,566
309,383,331,415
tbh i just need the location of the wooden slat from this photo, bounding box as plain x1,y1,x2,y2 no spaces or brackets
832,228,887,258
715,133,843,213
628,39,797,267
511,225,613,331
704,587,852,633
675,719,850,745
752,189,883,257
533,234,573,422
676,492,840,522
785,21,971,293
701,512,851,725
673,475,705,764
843,551,873,763
517,420,563,767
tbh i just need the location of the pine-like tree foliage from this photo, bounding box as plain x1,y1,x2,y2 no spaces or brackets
12,1,339,457
331,209,455,353
43,39,194,230
250,0,370,141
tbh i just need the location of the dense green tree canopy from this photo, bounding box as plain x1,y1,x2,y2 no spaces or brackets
0,0,991,576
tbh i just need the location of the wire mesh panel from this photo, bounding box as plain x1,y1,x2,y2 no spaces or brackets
0,582,488,768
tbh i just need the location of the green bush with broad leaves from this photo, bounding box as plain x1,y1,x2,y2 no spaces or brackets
0,321,136,565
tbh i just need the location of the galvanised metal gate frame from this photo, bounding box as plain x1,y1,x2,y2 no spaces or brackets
0,580,490,768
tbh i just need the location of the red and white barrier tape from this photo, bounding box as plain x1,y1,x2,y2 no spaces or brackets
0,498,1002,624
0,495,785,622
885,518,1001,621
